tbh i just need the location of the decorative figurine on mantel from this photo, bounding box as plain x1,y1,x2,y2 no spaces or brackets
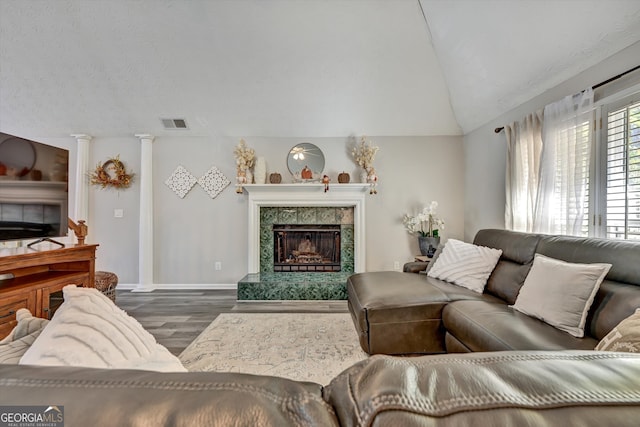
322,174,330,192
367,168,378,195
301,165,313,180
236,170,247,194
338,171,350,183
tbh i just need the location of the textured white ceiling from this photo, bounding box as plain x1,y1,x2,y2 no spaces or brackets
0,0,639,139
421,0,640,133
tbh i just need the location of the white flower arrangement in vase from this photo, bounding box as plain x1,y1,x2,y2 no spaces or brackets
403,201,445,257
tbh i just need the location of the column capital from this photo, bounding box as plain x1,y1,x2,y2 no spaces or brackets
135,134,155,143
70,134,93,142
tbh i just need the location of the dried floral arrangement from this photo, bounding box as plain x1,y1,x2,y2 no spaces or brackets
352,136,379,171
233,138,255,173
90,155,134,189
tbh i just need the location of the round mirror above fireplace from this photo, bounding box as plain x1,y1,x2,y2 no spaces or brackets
287,143,324,182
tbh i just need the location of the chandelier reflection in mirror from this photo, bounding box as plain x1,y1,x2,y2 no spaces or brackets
287,143,325,182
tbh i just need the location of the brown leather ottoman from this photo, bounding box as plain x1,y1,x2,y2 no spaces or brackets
347,271,450,355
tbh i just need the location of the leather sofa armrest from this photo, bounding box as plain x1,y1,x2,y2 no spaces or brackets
324,351,640,427
0,364,339,426
402,261,429,273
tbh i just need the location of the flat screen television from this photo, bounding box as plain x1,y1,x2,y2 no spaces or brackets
0,132,69,244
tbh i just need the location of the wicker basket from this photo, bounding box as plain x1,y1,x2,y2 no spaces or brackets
94,271,118,303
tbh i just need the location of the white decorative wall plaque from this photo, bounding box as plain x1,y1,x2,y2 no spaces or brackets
198,166,230,199
165,165,197,198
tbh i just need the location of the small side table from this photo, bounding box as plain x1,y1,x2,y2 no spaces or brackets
403,256,431,273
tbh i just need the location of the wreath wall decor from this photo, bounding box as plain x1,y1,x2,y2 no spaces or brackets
90,155,134,189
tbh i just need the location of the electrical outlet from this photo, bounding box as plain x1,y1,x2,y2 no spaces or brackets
114,209,124,218
215,261,222,271
393,261,400,271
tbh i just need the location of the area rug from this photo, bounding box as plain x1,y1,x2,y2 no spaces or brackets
178,313,368,384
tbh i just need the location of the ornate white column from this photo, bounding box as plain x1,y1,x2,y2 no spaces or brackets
70,134,92,222
135,134,155,292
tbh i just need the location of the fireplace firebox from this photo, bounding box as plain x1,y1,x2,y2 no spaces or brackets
273,224,341,272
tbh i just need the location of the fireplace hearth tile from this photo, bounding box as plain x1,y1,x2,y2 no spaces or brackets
237,272,350,300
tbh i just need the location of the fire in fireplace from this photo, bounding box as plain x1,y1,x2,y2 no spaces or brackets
273,224,341,272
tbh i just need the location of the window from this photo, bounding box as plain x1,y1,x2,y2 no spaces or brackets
505,85,640,240
603,97,640,240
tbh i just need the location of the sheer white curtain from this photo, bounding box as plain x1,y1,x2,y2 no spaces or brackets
504,110,543,232
533,88,593,235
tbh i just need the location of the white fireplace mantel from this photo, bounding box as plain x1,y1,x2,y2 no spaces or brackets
244,184,369,273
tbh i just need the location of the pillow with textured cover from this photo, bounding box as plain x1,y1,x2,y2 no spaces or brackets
596,308,640,352
0,309,49,364
512,254,611,338
20,285,186,372
427,238,502,293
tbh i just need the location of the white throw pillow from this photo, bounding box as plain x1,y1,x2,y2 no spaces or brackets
426,239,503,293
0,309,49,364
20,285,186,372
0,308,49,344
511,254,611,338
595,308,640,352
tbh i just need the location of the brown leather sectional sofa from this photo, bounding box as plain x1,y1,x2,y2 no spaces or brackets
2,350,640,426
348,228,640,355
2,228,640,425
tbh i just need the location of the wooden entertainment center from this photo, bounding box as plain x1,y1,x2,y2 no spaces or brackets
0,244,97,338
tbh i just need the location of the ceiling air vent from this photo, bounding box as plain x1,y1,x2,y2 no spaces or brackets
161,118,189,129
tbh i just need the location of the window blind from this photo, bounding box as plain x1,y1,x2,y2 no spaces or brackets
606,100,640,240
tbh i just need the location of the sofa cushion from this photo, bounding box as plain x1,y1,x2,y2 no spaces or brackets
511,254,611,338
588,281,640,340
427,239,502,293
473,229,541,265
474,228,542,304
348,272,452,354
536,234,640,286
20,285,186,372
0,309,49,364
596,308,640,353
324,351,640,427
443,300,598,351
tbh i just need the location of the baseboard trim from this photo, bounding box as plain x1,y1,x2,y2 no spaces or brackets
116,283,238,291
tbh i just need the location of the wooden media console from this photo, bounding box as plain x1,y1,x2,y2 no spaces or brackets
0,244,98,338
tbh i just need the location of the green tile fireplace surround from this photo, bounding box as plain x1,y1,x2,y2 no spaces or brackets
238,206,355,300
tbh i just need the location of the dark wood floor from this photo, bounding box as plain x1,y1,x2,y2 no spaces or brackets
115,289,348,355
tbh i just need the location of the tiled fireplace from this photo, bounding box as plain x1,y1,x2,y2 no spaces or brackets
237,184,368,300
260,207,354,273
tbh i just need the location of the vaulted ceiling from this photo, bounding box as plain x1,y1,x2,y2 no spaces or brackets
1,0,639,139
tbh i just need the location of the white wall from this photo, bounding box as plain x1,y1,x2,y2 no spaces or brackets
463,41,640,242
81,135,463,286
89,138,142,284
